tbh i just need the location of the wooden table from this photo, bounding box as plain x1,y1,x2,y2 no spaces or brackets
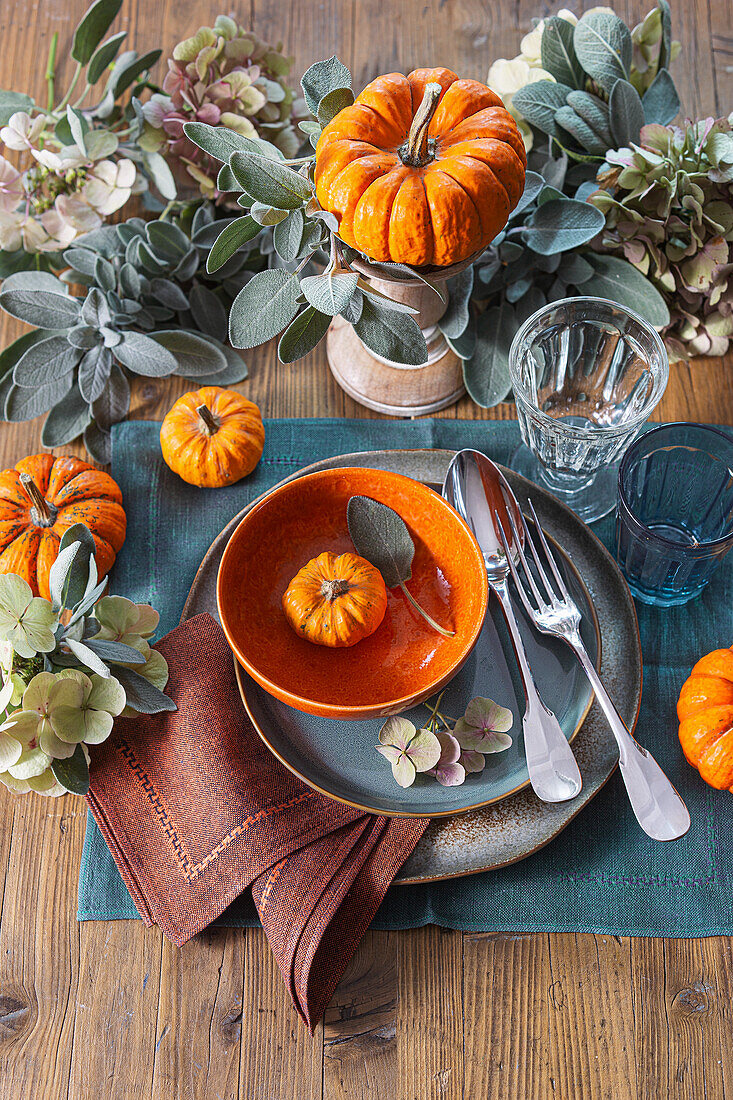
0,1,731,1096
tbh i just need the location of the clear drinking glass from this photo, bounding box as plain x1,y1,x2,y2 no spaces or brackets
508,297,669,522
616,423,733,606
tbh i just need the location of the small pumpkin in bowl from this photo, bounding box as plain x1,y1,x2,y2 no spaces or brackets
314,66,526,266
160,387,265,488
0,454,126,599
677,647,733,791
283,551,388,648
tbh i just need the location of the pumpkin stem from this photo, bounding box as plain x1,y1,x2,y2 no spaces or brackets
400,82,443,168
321,578,351,601
19,472,57,527
196,403,219,437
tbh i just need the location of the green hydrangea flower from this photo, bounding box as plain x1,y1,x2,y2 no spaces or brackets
0,576,58,659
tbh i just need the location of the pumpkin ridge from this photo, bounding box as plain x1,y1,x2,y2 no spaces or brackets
426,168,482,262
388,173,434,266
348,101,404,151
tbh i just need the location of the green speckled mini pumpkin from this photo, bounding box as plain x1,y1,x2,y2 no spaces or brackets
0,454,126,599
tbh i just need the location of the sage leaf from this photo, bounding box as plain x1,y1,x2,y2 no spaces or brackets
71,0,123,65
151,329,227,378
142,151,176,200
463,301,516,407
0,91,34,125
81,287,112,329
186,343,248,386
353,297,428,365
41,385,91,447
659,0,673,71
85,638,146,665
317,86,355,126
541,16,585,88
509,171,545,220
150,278,189,310
114,331,178,376
55,524,97,611
573,11,632,94
114,667,177,714
206,215,260,273
229,269,301,349
94,255,115,292
87,30,127,83
514,287,547,326
65,637,111,678
49,539,84,610
0,273,80,329
189,283,228,341
272,209,305,262
301,271,358,315
13,336,81,387
340,288,363,324
609,79,645,147
106,49,161,98
278,306,331,363
511,82,572,138
64,248,98,278
0,328,59,379
184,121,283,163
250,201,290,226
565,91,613,147
92,362,130,429
301,55,351,116
445,314,477,360
522,198,604,255
555,106,608,155
229,151,312,210
583,255,670,328
642,68,680,125
347,496,455,638
146,220,190,258
439,267,474,339
51,744,89,796
78,344,112,403
6,374,75,421
84,421,111,464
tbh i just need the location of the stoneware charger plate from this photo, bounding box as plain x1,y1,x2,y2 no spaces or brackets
181,449,642,885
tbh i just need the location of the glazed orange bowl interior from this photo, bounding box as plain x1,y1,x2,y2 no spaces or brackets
217,467,489,719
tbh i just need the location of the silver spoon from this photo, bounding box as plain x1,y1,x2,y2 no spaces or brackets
443,449,582,803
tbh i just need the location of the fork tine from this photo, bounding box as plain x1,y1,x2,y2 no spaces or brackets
495,510,539,620
527,499,573,604
503,505,551,612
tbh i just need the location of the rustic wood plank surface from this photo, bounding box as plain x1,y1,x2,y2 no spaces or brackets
0,1,730,1097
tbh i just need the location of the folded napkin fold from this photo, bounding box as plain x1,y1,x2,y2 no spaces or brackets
87,612,428,1028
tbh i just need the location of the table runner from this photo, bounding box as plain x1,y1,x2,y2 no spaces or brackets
79,417,733,937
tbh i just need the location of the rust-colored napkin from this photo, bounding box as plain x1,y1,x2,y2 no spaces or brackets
87,612,428,1029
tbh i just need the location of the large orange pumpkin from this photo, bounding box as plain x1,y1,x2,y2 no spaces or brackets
282,551,388,648
0,454,126,599
314,67,527,266
677,647,733,791
160,386,265,488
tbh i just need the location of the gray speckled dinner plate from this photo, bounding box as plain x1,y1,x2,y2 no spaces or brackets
181,449,642,884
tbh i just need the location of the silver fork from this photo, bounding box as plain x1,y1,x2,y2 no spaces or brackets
498,500,691,842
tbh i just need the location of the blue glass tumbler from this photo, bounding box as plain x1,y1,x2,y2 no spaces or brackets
615,423,733,606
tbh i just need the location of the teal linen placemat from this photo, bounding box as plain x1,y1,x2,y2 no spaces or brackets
78,418,733,936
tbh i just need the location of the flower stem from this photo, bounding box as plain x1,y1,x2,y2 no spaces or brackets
57,62,83,112
71,83,93,109
399,582,455,637
45,32,59,112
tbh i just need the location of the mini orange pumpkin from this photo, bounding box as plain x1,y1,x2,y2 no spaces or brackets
282,551,388,648
160,386,265,488
677,647,733,791
314,67,526,266
0,454,126,599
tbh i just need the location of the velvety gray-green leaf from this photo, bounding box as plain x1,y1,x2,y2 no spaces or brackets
0,277,80,329
229,151,312,210
150,278,189,311
439,267,473,339
272,209,305,262
81,287,112,329
6,374,75,421
508,171,545,220
185,342,248,386
51,744,89,795
277,306,331,363
91,361,130,428
555,105,609,155
229,269,301,349
565,91,612,146
463,301,516,407
78,344,112,403
522,198,604,255
114,667,176,713
41,385,90,447
642,67,680,124
541,16,585,88
206,215,260,273
609,79,645,147
85,638,146,665
142,151,176,200
317,86,355,125
106,48,161,98
584,254,670,327
83,421,111,464
353,297,428,365
347,496,414,589
189,284,228,341
152,329,227,378
87,30,127,83
0,90,34,125
71,0,122,64
573,11,632,93
250,201,290,226
301,55,351,116
511,82,572,138
13,336,81,387
445,314,477,360
114,331,178,376
0,328,59,380
300,271,358,315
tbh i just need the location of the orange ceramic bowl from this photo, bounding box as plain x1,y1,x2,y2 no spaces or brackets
216,467,489,719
